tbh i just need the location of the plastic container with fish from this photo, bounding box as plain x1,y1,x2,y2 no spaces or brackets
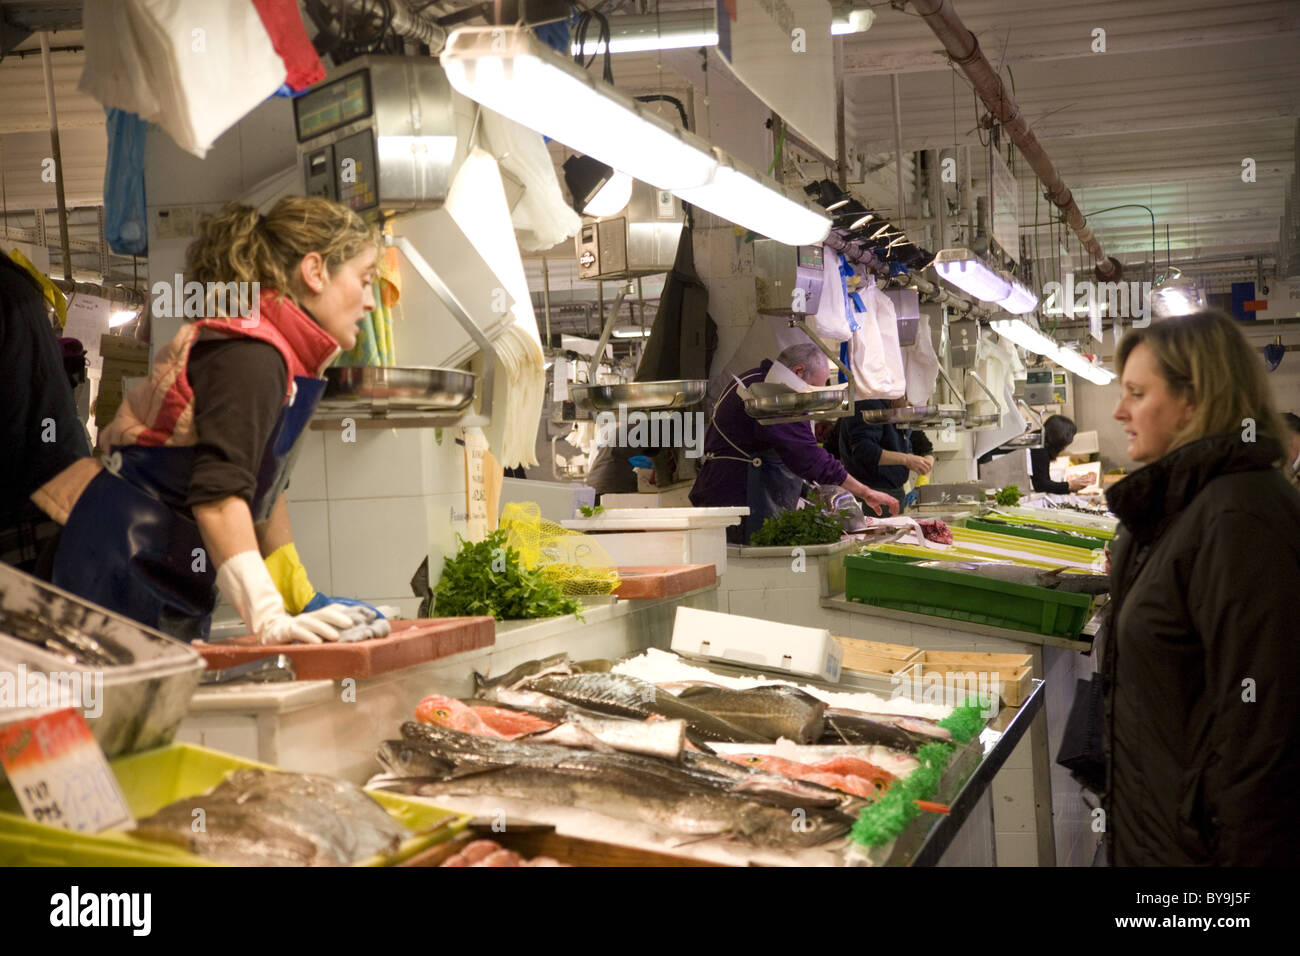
0,564,205,766
0,742,469,866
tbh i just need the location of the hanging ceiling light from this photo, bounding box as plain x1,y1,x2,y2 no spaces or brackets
991,317,1058,355
1151,271,1206,318
571,10,718,55
933,248,1038,313
441,25,718,191
562,154,633,217
672,150,832,246
1053,345,1116,384
831,8,877,35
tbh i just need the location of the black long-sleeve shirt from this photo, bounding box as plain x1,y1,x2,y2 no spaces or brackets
1029,446,1070,494
185,337,287,508
838,399,928,493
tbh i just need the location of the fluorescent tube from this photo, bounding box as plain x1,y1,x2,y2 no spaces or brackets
442,26,717,191
933,248,1012,301
673,151,832,245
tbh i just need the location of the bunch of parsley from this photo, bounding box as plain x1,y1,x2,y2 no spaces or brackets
749,505,846,547
433,530,582,621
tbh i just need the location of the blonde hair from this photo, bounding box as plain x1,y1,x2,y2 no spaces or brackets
185,196,380,305
1116,309,1286,457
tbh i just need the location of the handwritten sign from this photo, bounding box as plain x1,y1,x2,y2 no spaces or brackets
0,709,133,834
463,428,490,542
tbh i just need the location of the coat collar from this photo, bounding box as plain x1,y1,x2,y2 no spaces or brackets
254,291,341,378
1106,432,1283,541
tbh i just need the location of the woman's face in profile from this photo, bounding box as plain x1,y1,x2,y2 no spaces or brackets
1113,343,1195,463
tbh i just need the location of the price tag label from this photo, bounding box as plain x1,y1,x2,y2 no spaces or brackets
0,709,133,834
463,428,490,542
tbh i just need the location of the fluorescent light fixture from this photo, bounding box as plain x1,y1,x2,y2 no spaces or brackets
109,309,139,328
997,277,1039,314
934,248,1012,301
612,327,652,338
1054,345,1116,384
572,11,718,55
848,213,874,230
673,150,832,245
831,8,876,35
826,198,850,212
442,26,717,191
991,318,1058,356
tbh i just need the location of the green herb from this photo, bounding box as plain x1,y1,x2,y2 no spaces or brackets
749,505,845,547
994,484,1022,507
433,530,583,621
579,504,605,517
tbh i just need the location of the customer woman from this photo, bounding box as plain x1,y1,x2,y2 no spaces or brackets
31,197,387,645
1030,414,1091,494
1105,308,1300,866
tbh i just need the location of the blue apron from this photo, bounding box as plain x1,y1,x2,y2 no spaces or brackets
741,449,805,544
52,376,326,641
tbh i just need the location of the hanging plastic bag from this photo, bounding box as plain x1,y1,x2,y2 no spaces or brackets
904,313,940,405
804,245,852,343
850,278,906,399
103,109,148,256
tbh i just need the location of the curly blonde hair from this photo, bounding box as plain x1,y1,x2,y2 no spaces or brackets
185,196,380,307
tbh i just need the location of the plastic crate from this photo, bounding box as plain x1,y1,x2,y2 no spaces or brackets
844,551,1093,638
964,518,1108,551
0,742,468,867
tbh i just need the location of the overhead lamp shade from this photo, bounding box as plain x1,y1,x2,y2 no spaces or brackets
674,151,832,245
991,318,1057,355
563,154,632,217
933,248,1011,302
442,26,717,191
997,277,1039,314
1053,345,1115,384
1152,277,1207,318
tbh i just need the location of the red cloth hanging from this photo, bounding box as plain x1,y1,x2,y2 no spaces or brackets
252,0,326,91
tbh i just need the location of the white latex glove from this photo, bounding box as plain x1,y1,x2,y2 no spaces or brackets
216,551,357,645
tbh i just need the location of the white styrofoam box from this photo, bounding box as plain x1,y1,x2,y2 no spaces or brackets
285,499,332,596
562,507,747,530
579,528,730,574
324,427,434,500
670,606,843,682
599,485,694,508
286,430,327,502
499,477,595,524
328,496,429,601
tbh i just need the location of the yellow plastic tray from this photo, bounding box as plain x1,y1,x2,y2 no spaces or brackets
0,742,468,867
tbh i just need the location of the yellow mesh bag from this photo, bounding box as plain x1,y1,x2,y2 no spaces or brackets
500,501,621,596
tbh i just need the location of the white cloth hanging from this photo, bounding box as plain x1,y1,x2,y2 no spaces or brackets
479,108,583,253
850,280,907,399
80,1,286,159
804,245,853,344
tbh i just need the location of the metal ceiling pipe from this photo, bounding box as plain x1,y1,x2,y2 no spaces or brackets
39,32,72,282
910,0,1121,280
335,0,447,51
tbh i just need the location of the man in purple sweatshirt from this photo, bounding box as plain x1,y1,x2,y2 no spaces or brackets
690,343,898,542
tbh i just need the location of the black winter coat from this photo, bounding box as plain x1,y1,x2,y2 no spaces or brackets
1103,433,1300,866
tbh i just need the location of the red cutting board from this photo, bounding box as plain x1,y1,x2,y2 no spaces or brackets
193,617,495,680
613,565,717,600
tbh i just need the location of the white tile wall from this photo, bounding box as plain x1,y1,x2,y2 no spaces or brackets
324,428,436,500
285,499,331,596
287,431,327,502
329,496,432,602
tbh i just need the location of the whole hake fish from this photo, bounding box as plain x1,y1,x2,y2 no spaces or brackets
672,684,826,744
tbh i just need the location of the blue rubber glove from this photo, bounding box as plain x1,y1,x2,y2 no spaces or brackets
629,455,654,468
303,592,386,619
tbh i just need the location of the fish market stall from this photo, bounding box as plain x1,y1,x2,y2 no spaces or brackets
176,584,720,783
364,635,1042,867
712,509,1112,866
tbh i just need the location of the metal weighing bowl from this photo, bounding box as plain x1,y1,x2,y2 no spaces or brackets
860,403,965,426
743,383,848,419
320,366,477,412
572,379,707,411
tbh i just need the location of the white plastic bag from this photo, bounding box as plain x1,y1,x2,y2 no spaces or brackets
904,313,940,405
850,280,906,399
480,109,582,252
804,246,853,343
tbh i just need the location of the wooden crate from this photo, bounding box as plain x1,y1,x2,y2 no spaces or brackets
834,637,920,663
912,650,1033,707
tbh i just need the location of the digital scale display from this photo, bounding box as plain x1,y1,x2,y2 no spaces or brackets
294,71,372,142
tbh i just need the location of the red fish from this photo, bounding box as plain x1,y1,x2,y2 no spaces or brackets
807,756,896,788
415,695,556,739
722,753,881,799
